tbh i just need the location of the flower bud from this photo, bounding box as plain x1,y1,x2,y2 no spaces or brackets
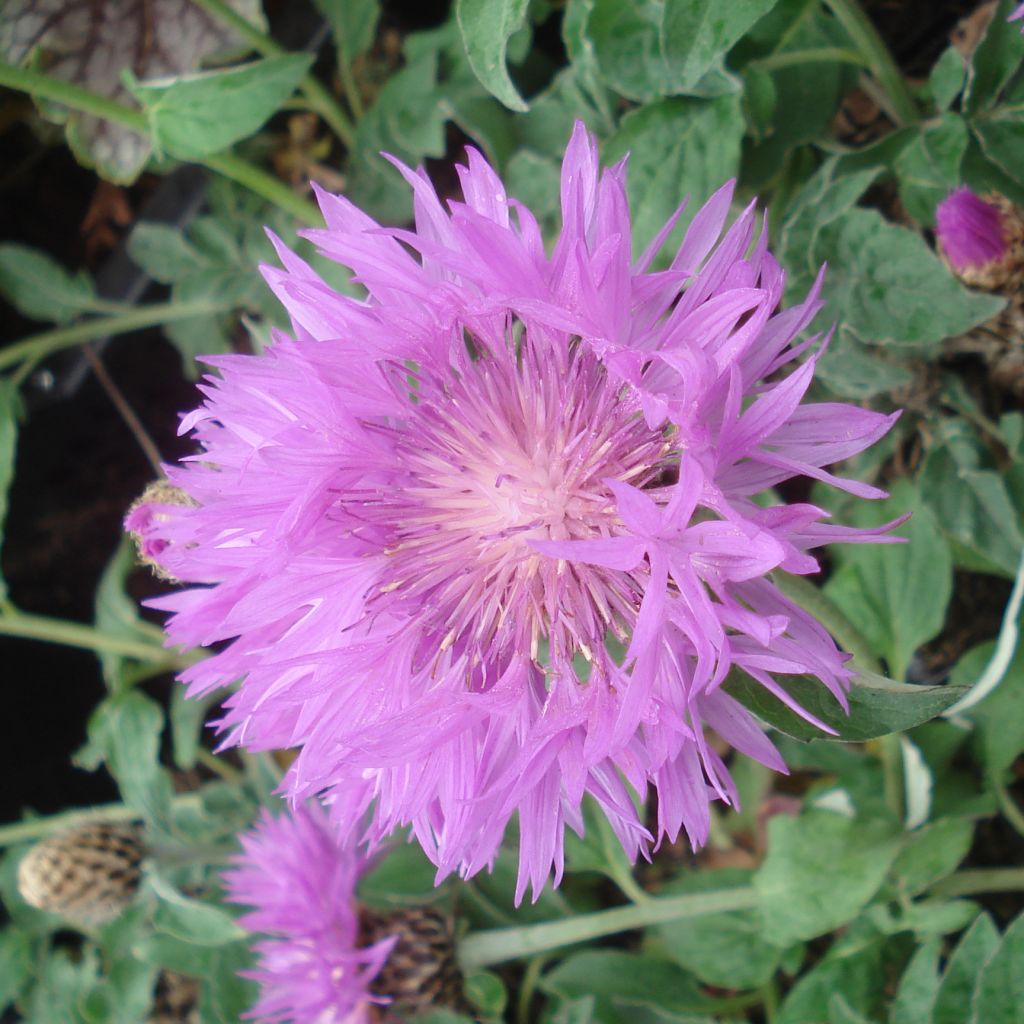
125,480,194,583
17,821,145,926
936,188,1024,291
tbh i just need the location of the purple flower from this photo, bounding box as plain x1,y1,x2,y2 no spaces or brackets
1012,3,1024,29
223,806,396,1023
129,123,899,900
936,187,1007,272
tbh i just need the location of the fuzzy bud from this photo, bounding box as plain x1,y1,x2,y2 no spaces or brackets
17,821,145,926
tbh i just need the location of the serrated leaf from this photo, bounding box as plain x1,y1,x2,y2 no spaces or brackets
127,223,208,284
725,667,968,743
0,244,97,323
656,869,785,990
456,0,529,112
583,0,777,102
889,936,942,1024
755,811,901,946
602,94,744,260
129,54,313,160
895,112,968,226
919,420,1024,577
824,481,953,681
890,818,974,896
1,0,264,182
83,692,173,828
932,913,1000,1024
311,0,380,63
974,910,1024,1024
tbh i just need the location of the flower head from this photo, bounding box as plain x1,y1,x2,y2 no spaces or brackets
1012,3,1024,29
936,187,1007,273
130,122,899,900
223,806,395,1023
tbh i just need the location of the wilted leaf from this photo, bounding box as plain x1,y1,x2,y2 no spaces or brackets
1,0,264,182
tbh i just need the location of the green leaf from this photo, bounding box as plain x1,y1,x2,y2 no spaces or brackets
0,928,33,1010
357,838,444,908
964,0,1024,114
972,112,1024,193
199,945,259,1024
725,667,968,743
755,811,901,946
655,869,785,990
82,692,173,828
539,951,726,1021
312,0,380,63
889,936,942,1024
465,971,508,1016
602,94,744,260
974,911,1024,1024
456,0,530,112
929,46,966,112
149,874,247,946
919,420,1024,577
80,957,157,1024
127,223,209,284
0,244,97,324
955,640,1024,780
23,947,100,1024
932,913,1000,1024
824,481,953,681
890,818,974,896
583,0,777,102
895,113,968,226
128,54,314,159
777,923,884,1024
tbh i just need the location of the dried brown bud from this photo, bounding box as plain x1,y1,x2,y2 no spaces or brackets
17,821,145,926
148,970,200,1024
361,904,471,1019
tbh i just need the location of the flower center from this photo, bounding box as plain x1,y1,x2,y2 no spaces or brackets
367,332,669,673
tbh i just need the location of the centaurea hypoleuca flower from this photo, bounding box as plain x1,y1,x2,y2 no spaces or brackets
128,123,900,900
223,806,395,1023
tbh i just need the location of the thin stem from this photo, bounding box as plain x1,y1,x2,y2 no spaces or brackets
187,0,356,147
458,887,758,970
0,299,225,372
822,0,918,126
0,63,320,225
749,46,868,73
82,344,164,476
203,152,320,225
930,867,1024,900
517,955,547,1024
773,572,884,674
0,609,183,664
0,794,204,847
196,747,245,785
994,781,1024,841
761,979,780,1024
338,58,365,121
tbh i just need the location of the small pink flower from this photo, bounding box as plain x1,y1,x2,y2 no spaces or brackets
936,188,1007,272
131,122,900,900
1011,2,1024,29
223,806,396,1023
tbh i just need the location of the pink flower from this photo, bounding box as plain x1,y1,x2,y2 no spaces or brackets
936,187,1007,272
1012,3,1024,29
223,806,395,1023
129,123,899,901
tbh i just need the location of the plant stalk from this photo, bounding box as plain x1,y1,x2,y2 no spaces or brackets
457,886,759,970
930,867,1024,900
0,299,225,372
822,0,918,126
0,63,320,225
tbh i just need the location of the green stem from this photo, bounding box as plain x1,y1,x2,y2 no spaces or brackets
187,0,356,147
458,887,758,970
0,610,182,664
749,46,868,73
773,572,884,674
822,0,918,126
0,299,225,373
0,63,320,225
203,152,320,225
930,867,1024,900
0,794,204,847
338,57,365,121
994,781,1024,841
